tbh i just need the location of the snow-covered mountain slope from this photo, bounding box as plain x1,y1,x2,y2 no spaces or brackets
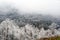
0,19,60,40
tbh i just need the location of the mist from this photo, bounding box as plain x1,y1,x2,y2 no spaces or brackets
0,0,60,40
0,0,60,17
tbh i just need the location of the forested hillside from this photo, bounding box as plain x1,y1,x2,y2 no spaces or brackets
0,5,60,40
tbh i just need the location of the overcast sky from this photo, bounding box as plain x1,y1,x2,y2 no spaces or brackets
0,0,60,17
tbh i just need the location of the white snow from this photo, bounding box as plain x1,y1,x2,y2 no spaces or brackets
0,19,60,40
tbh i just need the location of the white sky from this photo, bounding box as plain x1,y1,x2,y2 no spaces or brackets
0,0,60,17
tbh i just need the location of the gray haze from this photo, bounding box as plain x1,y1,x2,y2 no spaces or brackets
0,0,60,17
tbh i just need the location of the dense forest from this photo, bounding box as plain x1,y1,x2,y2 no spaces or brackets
0,5,60,40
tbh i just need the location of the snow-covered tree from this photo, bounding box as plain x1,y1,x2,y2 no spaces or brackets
49,23,59,35
0,19,21,40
